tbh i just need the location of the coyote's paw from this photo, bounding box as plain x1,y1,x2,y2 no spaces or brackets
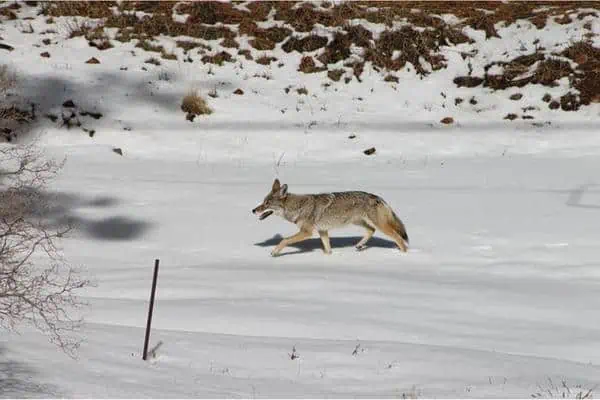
323,249,332,255
355,245,367,252
270,249,280,257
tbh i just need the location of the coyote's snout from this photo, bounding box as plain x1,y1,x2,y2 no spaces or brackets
253,179,409,257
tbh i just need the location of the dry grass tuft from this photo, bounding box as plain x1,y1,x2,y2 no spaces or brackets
327,69,345,82
181,90,212,116
282,35,328,53
256,55,277,65
298,56,326,74
201,51,233,66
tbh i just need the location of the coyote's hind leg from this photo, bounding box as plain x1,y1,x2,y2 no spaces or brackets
318,230,332,254
354,219,376,251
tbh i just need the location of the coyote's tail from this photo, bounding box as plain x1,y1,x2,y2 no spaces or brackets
390,210,409,243
372,199,409,244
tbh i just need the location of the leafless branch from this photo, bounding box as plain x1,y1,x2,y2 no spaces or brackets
1,140,88,357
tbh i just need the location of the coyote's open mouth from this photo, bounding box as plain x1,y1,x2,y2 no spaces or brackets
258,210,273,220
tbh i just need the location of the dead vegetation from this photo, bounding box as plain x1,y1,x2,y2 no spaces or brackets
8,1,600,112
181,90,212,119
455,38,600,111
34,0,597,80
1,65,33,142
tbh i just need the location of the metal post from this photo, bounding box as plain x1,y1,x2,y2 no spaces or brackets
142,259,160,360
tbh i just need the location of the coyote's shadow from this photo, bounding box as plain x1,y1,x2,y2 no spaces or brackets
255,234,397,256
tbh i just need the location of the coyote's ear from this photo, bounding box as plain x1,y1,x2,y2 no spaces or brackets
272,178,281,192
279,184,288,197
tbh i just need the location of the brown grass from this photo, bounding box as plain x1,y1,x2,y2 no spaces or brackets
181,90,212,116
221,37,239,49
238,49,253,60
136,40,164,53
176,40,210,53
42,1,115,18
201,51,233,66
256,55,277,65
298,56,326,74
327,69,344,82
560,41,600,105
249,36,275,51
282,35,328,53
19,0,600,109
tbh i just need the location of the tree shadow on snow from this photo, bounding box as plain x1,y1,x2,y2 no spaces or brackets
255,234,397,256
22,189,152,241
0,346,64,398
5,70,183,141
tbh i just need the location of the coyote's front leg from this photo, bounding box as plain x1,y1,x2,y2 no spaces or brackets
271,227,313,257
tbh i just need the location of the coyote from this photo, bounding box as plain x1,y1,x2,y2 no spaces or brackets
253,179,409,256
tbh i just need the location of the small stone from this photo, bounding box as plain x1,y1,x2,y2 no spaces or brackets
40,51,50,58
233,88,244,95
85,57,100,64
112,147,123,156
363,147,376,156
509,93,523,100
440,117,454,124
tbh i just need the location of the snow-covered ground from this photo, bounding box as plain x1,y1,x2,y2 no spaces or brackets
2,3,600,398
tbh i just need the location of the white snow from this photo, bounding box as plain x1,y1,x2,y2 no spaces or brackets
1,3,600,398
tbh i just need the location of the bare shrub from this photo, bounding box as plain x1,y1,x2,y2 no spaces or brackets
0,65,17,95
531,377,594,399
0,141,89,357
181,90,212,116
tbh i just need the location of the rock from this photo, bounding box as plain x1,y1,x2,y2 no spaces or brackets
62,100,76,108
85,57,100,64
112,147,123,156
504,113,518,120
453,76,483,88
363,147,376,156
233,88,244,95
440,117,454,124
509,93,523,100
40,51,50,58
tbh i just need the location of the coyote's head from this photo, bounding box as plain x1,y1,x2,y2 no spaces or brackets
252,178,288,220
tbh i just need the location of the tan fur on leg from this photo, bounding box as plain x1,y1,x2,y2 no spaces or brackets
271,227,313,256
354,220,375,250
318,230,332,254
